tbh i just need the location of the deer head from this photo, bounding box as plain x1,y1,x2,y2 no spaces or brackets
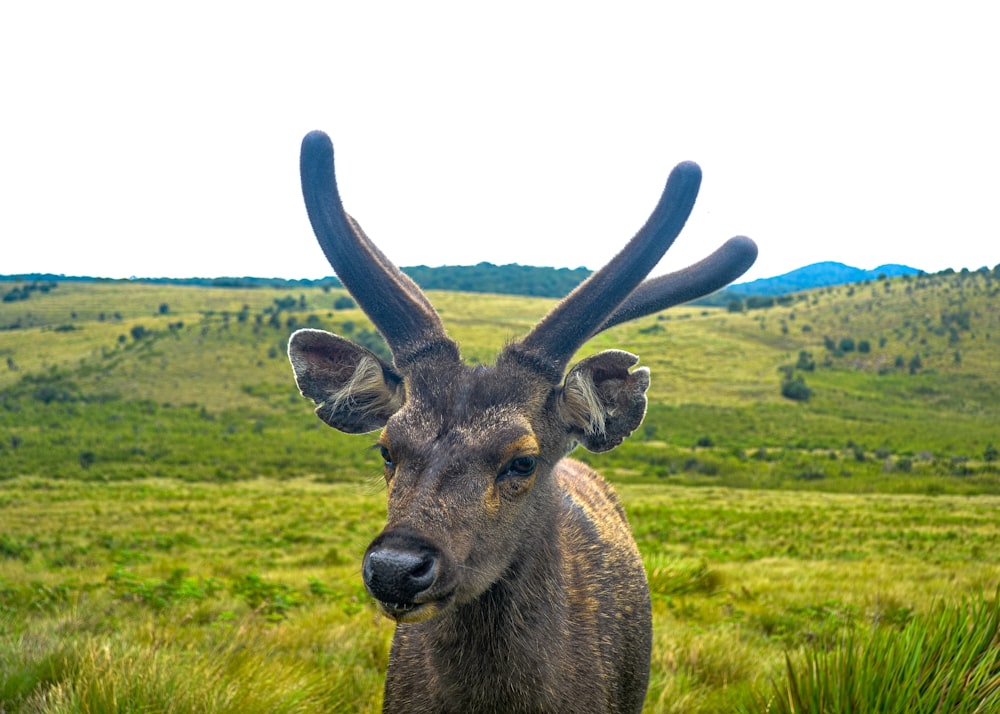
289,130,756,624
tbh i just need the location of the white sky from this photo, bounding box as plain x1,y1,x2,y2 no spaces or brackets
2,3,997,283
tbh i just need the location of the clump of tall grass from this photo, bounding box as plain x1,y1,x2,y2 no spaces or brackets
1,612,386,713
645,556,723,599
744,591,1000,713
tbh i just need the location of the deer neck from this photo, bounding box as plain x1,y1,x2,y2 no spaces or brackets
404,503,568,680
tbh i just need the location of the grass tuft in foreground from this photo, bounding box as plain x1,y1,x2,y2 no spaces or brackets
744,591,1000,713
0,612,386,713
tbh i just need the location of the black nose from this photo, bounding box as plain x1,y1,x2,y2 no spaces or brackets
363,547,439,605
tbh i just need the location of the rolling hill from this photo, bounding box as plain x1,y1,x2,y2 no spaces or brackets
2,260,932,301
724,261,922,296
2,266,997,714
0,266,997,492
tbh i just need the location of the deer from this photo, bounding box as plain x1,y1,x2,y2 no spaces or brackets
288,130,757,713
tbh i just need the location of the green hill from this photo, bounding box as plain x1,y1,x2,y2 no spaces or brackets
1,268,998,713
1,268,997,492
1,261,592,299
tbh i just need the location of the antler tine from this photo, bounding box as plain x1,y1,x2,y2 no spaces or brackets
510,161,703,381
593,236,758,335
299,131,459,369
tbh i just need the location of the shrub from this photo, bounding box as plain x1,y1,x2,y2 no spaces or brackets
795,351,815,371
794,470,826,481
781,375,812,402
746,296,775,310
682,458,719,476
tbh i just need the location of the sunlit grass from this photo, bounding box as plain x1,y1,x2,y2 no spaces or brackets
2,613,387,713
741,592,1000,713
1,268,998,710
2,478,998,711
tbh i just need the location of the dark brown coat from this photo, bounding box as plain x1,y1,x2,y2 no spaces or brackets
288,130,755,713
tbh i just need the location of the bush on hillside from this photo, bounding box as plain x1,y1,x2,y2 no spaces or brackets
781,375,812,402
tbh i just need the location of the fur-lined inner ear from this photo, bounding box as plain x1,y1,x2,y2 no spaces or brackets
288,328,405,434
562,366,609,438
559,350,650,453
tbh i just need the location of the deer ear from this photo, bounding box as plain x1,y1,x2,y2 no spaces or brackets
559,350,650,453
288,328,405,433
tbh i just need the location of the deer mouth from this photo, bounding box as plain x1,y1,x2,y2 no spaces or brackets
377,591,455,624
364,532,455,623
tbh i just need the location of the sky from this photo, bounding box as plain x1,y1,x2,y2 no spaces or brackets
2,3,997,284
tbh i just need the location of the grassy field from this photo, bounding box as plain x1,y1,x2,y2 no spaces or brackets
1,268,999,711
2,477,998,712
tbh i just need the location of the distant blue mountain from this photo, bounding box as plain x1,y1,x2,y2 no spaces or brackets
726,262,922,297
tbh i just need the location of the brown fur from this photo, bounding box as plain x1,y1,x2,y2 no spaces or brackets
382,459,650,714
288,130,755,713
291,341,653,713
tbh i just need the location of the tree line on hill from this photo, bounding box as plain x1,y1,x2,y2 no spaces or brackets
4,262,998,303
1,264,592,299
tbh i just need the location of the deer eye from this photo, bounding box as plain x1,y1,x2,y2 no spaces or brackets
499,456,536,481
379,445,394,467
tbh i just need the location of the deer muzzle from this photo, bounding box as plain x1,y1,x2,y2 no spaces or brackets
363,532,451,623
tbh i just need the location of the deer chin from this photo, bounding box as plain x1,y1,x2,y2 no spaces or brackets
378,592,455,624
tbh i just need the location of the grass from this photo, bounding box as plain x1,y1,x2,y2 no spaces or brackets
744,592,1000,713
1,625,373,713
0,268,998,710
1,479,389,712
2,478,998,712
2,273,997,492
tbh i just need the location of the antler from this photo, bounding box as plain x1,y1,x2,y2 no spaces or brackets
594,235,758,335
300,132,757,380
299,131,460,369
504,163,756,382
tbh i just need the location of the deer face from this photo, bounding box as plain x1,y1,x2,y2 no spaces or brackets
364,364,557,622
288,130,756,625
289,338,652,622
